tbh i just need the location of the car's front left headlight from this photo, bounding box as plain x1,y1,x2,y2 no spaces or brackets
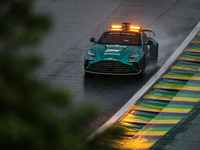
88,50,95,59
129,53,139,61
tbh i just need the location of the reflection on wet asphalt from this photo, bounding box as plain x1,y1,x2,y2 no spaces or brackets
83,64,161,134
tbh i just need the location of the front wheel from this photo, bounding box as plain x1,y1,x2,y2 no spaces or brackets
139,57,146,76
153,45,158,63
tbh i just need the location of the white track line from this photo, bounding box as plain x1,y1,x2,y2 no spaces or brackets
87,21,200,141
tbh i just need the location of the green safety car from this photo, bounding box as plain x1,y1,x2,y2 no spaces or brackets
84,23,158,75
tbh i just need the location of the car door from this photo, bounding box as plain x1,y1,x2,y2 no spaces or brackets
142,32,151,62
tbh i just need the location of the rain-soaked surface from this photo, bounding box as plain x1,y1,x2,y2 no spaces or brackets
97,32,200,149
35,0,200,135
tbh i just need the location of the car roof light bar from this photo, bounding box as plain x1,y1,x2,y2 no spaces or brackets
110,23,142,31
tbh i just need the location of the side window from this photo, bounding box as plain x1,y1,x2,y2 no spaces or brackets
142,32,147,44
144,31,155,38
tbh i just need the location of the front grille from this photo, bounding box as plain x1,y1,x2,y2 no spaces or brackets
91,61,131,71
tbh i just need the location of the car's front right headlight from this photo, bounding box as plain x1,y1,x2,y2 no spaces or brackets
129,53,139,61
88,50,95,59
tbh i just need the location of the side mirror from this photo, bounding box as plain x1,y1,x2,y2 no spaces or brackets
147,40,153,45
90,37,96,42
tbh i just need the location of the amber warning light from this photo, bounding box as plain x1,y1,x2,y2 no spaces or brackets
110,25,122,30
130,26,141,30
110,23,141,31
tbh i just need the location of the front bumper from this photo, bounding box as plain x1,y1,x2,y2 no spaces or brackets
84,60,142,75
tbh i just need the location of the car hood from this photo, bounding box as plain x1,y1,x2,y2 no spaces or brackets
91,44,141,61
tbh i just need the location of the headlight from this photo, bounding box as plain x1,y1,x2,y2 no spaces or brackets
129,53,139,61
88,50,95,59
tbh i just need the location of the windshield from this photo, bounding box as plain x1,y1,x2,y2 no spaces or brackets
98,31,141,46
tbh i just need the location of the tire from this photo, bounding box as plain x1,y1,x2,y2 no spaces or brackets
139,56,146,76
154,45,158,63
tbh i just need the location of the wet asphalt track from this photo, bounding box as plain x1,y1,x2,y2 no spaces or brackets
35,0,200,134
